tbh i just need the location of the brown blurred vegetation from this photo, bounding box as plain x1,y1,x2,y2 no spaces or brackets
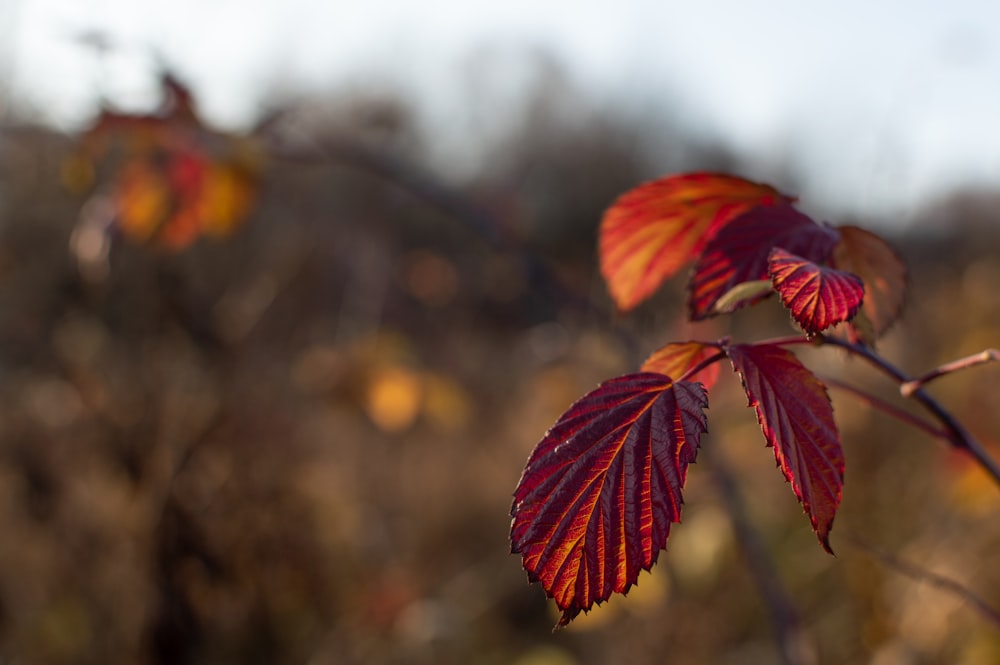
0,62,999,665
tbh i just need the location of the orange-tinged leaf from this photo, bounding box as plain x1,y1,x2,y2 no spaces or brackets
688,205,839,320
115,160,170,241
726,343,844,552
832,225,908,342
599,173,793,311
641,341,722,390
197,164,257,237
510,373,709,625
768,247,865,334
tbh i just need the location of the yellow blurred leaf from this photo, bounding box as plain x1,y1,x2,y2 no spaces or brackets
198,164,257,237
115,161,170,241
364,366,423,433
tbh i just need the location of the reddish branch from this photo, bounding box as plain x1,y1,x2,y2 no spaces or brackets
819,376,946,440
900,349,1000,397
817,336,1000,489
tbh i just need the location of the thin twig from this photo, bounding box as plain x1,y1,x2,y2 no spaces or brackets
817,335,1000,490
820,376,947,441
900,349,1000,397
706,445,818,665
845,535,1000,631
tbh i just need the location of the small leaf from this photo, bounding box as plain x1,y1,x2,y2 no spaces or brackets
713,280,774,315
599,173,792,311
688,205,840,320
641,341,722,390
832,225,908,341
768,247,865,334
726,343,844,552
511,373,709,625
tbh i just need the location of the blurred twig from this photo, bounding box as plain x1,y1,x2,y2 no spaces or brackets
263,124,594,316
845,535,1000,631
706,445,819,665
821,375,947,440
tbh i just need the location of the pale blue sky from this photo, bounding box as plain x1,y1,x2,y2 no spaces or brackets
5,0,1000,221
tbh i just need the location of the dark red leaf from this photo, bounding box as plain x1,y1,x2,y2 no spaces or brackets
768,247,865,334
510,373,709,625
688,205,840,320
726,344,844,552
599,173,793,311
832,225,908,342
641,341,723,390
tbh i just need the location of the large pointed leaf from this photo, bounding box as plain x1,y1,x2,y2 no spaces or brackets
641,341,723,390
832,225,908,342
725,344,844,552
768,247,865,334
510,373,709,625
599,173,792,311
688,205,840,320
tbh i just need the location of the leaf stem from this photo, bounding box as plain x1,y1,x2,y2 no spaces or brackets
900,349,1000,397
817,335,1000,489
676,350,727,384
749,335,816,349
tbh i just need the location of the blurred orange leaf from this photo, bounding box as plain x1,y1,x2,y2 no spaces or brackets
832,225,908,343
599,173,793,311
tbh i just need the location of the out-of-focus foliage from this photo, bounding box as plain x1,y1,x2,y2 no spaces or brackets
65,73,261,251
0,59,997,664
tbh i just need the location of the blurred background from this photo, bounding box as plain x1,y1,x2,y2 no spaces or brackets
1,2,999,663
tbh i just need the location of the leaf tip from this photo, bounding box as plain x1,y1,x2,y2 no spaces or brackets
819,529,836,556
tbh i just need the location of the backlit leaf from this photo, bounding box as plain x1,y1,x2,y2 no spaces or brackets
688,205,839,320
768,247,865,334
641,341,722,390
726,344,844,552
599,173,792,311
832,225,908,342
510,373,709,625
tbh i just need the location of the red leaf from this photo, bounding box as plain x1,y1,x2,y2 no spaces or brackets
726,344,844,552
599,173,792,311
832,225,908,342
510,373,709,625
641,341,722,390
688,204,839,320
768,247,865,334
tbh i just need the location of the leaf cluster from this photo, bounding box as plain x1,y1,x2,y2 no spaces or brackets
511,172,913,625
